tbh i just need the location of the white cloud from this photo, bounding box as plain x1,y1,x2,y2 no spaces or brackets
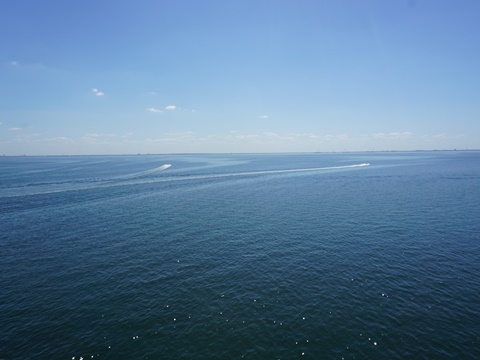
166,131,193,136
120,132,133,139
9,127,23,131
423,133,465,141
324,134,349,141
42,137,74,145
92,88,104,96
263,132,279,138
165,105,176,110
288,132,320,139
259,115,269,119
84,133,100,139
11,61,18,65
81,133,118,144
233,134,260,140
146,107,163,113
371,132,413,139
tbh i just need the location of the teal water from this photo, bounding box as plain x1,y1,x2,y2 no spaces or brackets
1,152,479,359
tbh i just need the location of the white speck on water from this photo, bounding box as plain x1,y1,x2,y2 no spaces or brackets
374,342,377,346
173,318,176,321
302,317,306,320
301,352,305,356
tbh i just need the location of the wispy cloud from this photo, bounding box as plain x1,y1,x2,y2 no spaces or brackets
324,134,349,141
146,107,163,113
9,127,23,131
263,132,279,138
259,115,269,119
422,133,465,141
11,61,18,65
81,133,118,144
165,105,176,110
289,132,320,140
41,137,74,145
371,132,413,139
92,88,104,96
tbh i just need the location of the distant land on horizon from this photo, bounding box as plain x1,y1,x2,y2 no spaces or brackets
2,149,480,158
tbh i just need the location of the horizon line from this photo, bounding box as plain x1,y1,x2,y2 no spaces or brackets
2,149,479,157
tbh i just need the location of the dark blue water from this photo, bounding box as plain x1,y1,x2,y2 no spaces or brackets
1,152,479,359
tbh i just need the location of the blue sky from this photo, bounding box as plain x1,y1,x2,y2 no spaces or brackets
1,0,479,155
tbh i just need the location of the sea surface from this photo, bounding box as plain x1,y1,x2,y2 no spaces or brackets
1,152,479,359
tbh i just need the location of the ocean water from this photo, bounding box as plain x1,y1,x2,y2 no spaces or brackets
1,152,479,359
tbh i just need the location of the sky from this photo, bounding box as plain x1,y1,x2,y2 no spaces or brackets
1,0,479,155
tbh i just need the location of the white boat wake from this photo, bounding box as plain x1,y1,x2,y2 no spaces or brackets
115,164,172,180
1,163,369,198
171,162,370,181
